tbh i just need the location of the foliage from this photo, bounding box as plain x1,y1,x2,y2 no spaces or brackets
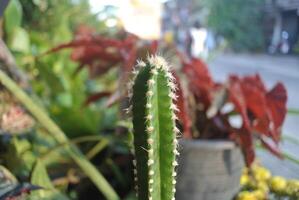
1,0,134,199
29,160,69,200
46,26,157,107
0,165,42,199
237,163,299,200
130,56,178,200
203,0,265,51
0,69,119,199
3,0,111,138
179,57,287,166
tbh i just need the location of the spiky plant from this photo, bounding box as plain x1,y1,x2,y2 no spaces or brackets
129,55,179,200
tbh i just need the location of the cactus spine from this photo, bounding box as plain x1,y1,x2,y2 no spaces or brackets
130,55,179,200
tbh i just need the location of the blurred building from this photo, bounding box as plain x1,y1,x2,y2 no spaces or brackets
265,0,299,53
162,0,215,58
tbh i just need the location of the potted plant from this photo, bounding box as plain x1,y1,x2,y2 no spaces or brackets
174,57,288,200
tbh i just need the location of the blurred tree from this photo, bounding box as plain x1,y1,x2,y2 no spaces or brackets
204,0,265,51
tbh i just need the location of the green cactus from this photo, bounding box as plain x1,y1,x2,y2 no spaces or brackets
129,55,179,200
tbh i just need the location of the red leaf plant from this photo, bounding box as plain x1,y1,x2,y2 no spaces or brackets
45,26,156,106
180,57,287,166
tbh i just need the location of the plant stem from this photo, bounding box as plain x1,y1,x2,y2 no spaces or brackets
86,138,109,160
40,135,106,161
0,69,119,200
282,152,299,165
282,135,299,146
256,144,299,166
287,108,299,115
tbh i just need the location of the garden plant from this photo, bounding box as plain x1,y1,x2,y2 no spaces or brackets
130,56,179,200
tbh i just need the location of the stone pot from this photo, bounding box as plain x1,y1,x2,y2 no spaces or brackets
176,139,244,200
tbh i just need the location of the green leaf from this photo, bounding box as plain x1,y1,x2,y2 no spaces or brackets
36,61,65,93
4,137,36,177
29,160,69,200
31,160,53,189
4,0,22,35
8,27,30,53
56,93,72,107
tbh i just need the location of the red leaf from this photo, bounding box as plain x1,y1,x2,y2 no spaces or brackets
266,83,287,130
243,74,266,92
227,74,286,143
149,40,159,54
105,90,121,108
70,44,121,63
241,74,268,119
226,74,287,164
87,61,115,78
227,76,251,130
239,128,255,166
75,25,96,37
121,46,137,74
182,58,215,107
84,91,111,106
45,39,96,54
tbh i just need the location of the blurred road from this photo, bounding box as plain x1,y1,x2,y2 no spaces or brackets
208,53,299,179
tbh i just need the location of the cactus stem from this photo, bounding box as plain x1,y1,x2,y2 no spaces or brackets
131,55,178,200
137,60,146,67
148,79,155,85
147,138,154,144
150,69,158,75
145,114,153,121
172,161,178,166
146,90,154,97
149,170,154,175
148,159,154,165
146,103,152,108
147,126,154,132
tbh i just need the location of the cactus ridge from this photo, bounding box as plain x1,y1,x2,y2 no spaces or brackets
130,55,179,200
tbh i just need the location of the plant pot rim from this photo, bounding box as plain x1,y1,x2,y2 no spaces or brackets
179,138,238,151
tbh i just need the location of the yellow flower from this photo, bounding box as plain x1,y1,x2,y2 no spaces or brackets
286,180,299,196
257,182,269,193
252,190,266,199
236,191,257,200
270,176,287,192
241,174,250,186
254,167,271,181
288,180,299,188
